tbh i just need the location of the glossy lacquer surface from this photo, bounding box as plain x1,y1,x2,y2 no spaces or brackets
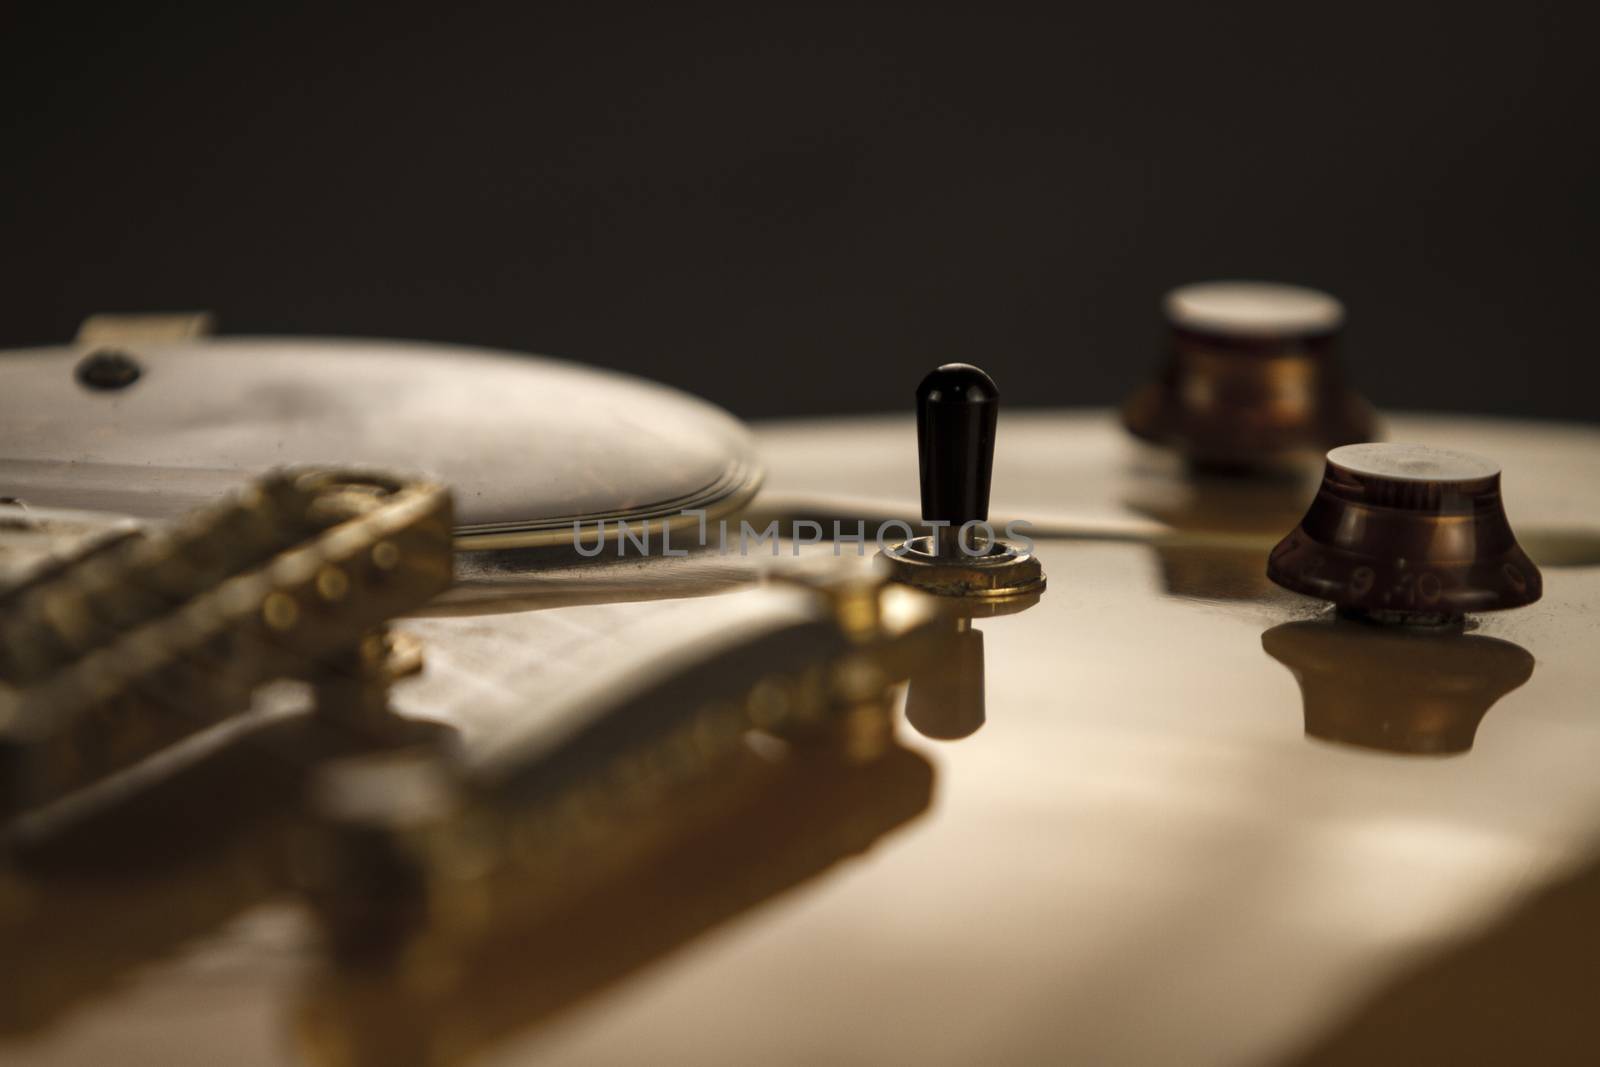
5,411,1600,1067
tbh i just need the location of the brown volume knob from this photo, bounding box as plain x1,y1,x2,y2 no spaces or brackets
1267,443,1543,623
1122,281,1377,468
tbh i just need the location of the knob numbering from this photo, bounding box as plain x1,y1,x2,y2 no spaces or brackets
1266,443,1542,623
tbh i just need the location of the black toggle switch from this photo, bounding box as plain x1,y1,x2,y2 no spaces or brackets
917,363,999,542
877,363,1044,601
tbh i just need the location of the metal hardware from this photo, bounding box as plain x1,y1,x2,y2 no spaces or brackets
0,468,454,815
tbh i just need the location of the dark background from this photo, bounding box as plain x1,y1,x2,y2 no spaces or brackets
4,3,1596,424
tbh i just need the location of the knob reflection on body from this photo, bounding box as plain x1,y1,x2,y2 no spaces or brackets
1263,619,1535,756
1267,443,1542,625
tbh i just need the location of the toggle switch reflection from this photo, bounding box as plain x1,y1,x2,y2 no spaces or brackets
905,619,986,740
901,589,1039,742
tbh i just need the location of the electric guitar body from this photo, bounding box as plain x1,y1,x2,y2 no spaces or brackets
2,323,1598,1067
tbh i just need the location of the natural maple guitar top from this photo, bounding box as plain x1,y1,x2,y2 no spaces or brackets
5,410,1599,1067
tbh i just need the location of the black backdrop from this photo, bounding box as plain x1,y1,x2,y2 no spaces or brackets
4,3,1596,424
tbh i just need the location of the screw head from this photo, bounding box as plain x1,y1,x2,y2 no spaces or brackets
75,348,143,391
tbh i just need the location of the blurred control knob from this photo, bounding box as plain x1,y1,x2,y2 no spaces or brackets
1122,281,1377,468
1267,443,1543,623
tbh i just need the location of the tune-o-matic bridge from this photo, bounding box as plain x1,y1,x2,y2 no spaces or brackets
295,573,945,1064
302,572,946,956
0,475,949,1048
0,469,454,816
